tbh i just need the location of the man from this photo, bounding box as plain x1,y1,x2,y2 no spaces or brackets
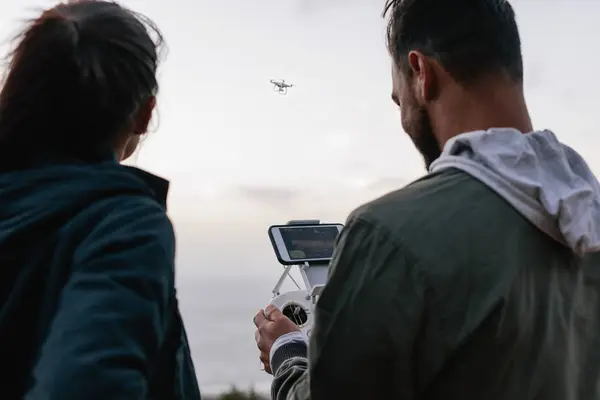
254,0,600,399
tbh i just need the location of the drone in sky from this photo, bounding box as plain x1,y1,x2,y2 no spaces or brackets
270,79,294,95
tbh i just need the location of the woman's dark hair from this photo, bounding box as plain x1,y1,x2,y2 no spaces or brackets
0,0,165,157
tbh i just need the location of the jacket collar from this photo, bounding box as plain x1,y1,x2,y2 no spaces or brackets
0,146,170,208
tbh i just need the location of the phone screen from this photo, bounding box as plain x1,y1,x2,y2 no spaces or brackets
278,225,340,260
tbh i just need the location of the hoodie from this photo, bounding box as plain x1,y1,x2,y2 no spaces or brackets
0,155,200,399
269,128,600,369
429,128,600,255
269,127,600,400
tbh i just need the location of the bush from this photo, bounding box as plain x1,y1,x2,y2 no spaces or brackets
211,386,267,400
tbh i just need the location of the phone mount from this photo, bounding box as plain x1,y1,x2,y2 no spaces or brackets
269,219,329,338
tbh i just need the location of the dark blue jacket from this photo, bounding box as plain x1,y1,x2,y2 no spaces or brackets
0,152,201,399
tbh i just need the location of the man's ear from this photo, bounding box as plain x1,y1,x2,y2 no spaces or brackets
132,96,156,135
407,51,438,103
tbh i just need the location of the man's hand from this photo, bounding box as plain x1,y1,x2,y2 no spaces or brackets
254,304,300,374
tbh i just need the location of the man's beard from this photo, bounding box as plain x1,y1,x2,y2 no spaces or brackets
411,107,441,170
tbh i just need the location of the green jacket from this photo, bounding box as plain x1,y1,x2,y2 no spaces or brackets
271,168,600,399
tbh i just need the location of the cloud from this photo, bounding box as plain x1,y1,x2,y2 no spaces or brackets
231,177,411,211
365,176,410,193
233,185,301,208
292,0,362,15
232,175,411,204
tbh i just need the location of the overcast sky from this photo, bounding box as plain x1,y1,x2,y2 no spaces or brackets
0,0,598,279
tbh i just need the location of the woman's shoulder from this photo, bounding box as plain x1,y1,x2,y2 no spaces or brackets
57,164,175,250
90,163,170,210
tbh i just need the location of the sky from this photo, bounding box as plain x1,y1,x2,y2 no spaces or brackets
0,0,599,280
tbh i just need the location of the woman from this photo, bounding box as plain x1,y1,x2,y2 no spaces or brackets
0,1,201,399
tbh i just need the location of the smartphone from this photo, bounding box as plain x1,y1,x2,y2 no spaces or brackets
268,223,343,265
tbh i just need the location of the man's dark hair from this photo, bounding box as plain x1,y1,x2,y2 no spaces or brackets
0,0,165,158
383,0,523,85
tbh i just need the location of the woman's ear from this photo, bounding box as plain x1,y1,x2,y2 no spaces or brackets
132,96,156,135
120,135,141,161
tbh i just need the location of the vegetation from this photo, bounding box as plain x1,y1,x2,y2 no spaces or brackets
204,386,268,400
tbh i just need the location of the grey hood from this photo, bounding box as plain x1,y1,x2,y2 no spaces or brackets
429,128,600,255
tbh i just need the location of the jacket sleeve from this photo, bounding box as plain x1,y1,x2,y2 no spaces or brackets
25,197,176,400
271,214,426,400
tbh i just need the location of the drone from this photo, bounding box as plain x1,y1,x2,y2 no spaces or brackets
270,79,294,95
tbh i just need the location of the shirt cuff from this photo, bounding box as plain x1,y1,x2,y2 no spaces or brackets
269,331,308,373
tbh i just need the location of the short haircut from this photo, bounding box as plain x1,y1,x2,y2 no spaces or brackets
383,0,523,85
